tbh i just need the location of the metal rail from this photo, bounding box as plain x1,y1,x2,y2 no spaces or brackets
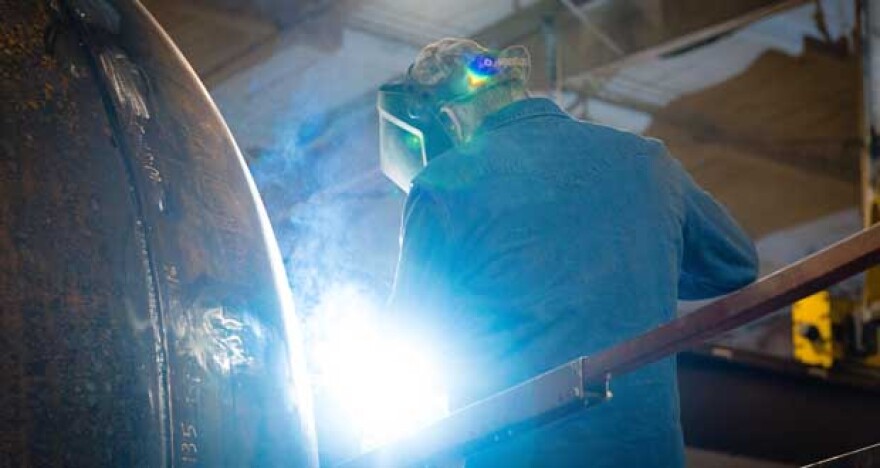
583,223,880,383
341,224,880,467
803,442,880,467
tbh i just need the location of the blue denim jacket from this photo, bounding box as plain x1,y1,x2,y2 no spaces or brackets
389,98,758,467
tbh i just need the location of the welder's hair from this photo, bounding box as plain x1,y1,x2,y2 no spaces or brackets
454,78,526,110
409,38,531,92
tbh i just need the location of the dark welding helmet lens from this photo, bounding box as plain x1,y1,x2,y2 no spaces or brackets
377,82,453,192
378,108,427,193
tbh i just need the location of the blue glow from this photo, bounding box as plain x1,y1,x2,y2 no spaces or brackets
468,54,501,77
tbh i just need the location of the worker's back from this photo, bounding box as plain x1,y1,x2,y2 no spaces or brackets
391,98,758,467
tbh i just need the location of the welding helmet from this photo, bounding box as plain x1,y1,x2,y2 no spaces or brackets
378,39,530,192
377,80,455,193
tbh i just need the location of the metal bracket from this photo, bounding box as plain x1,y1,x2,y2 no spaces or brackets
584,371,613,405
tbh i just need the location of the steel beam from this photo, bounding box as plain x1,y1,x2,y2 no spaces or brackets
569,0,811,81
473,0,810,90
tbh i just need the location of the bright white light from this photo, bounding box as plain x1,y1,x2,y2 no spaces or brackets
308,284,449,451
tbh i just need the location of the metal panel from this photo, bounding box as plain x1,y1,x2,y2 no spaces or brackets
0,1,317,466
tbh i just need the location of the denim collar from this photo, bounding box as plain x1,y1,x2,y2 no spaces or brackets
475,97,569,137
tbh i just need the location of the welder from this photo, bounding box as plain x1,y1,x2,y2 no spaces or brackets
378,38,758,467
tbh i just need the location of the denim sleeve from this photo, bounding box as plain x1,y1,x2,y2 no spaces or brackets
388,186,454,334
670,153,759,300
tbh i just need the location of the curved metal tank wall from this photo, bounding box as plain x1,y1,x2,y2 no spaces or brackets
0,1,318,466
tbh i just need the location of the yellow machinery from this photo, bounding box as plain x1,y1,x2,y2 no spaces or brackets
791,285,880,369
793,1,880,369
791,292,858,368
792,292,835,368
791,211,880,368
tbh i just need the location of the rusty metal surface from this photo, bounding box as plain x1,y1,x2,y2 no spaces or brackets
342,224,880,467
0,1,317,466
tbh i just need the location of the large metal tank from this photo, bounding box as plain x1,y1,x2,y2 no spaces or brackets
0,1,318,466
